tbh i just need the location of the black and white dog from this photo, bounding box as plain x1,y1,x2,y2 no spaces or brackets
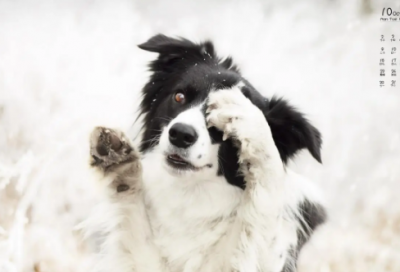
88,34,326,272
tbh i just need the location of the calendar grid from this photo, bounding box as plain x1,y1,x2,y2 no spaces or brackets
380,34,398,88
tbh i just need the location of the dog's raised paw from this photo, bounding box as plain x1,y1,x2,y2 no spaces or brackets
90,127,137,170
206,89,260,141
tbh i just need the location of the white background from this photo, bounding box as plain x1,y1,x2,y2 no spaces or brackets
0,0,399,271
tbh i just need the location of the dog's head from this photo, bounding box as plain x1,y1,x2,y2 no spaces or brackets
137,34,322,189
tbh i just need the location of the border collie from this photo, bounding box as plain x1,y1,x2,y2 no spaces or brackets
87,34,326,272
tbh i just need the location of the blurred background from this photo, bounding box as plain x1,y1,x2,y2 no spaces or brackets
1,0,400,271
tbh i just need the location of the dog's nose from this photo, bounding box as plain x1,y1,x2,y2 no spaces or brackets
169,123,198,148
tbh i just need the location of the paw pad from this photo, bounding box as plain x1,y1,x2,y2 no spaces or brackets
90,127,135,169
116,184,130,192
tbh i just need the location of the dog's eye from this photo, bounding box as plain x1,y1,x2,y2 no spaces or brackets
174,92,186,104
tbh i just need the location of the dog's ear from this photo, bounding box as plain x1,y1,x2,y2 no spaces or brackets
138,34,216,69
138,34,214,54
241,86,322,164
266,97,322,164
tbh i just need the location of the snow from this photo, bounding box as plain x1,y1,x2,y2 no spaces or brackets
0,0,399,271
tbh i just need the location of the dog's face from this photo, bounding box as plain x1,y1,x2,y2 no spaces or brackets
138,35,322,189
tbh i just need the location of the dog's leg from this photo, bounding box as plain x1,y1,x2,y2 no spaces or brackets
206,89,291,272
89,127,167,272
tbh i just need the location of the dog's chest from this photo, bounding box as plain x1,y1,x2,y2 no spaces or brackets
142,170,242,270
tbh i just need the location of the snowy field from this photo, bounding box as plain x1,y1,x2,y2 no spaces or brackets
1,0,400,271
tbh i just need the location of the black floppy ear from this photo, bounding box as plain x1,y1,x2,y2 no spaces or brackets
265,97,322,164
138,34,216,69
138,34,191,53
241,86,322,163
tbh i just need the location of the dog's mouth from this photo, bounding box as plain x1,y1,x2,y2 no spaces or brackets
166,154,197,171
166,153,212,172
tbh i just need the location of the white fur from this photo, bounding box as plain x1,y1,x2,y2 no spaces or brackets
86,87,323,272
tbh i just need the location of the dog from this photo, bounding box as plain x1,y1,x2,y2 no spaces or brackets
87,34,326,272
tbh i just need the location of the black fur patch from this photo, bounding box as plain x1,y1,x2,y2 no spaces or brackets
266,98,322,164
217,139,246,189
281,246,297,272
282,200,327,272
296,199,327,250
